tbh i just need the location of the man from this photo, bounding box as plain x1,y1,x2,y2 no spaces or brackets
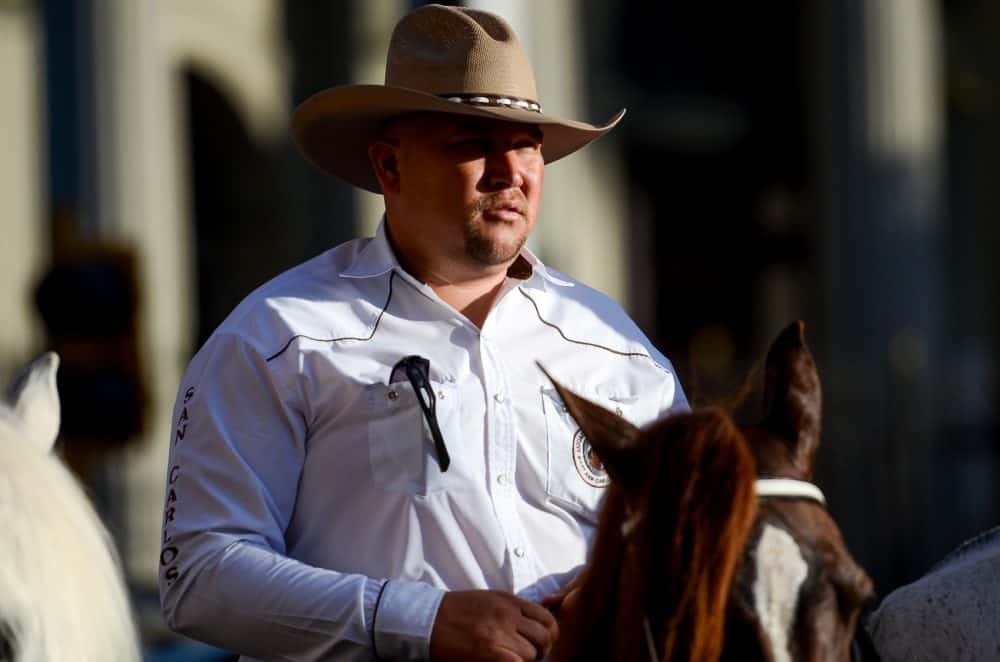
159,5,687,661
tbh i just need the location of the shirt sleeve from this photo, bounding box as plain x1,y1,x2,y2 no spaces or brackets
515,564,584,603
158,332,444,660
664,362,690,414
642,343,689,417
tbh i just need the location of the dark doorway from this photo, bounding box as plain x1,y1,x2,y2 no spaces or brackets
183,69,284,350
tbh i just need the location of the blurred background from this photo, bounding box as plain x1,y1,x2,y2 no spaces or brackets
2,0,998,656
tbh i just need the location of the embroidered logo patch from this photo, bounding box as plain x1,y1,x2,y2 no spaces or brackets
572,429,610,487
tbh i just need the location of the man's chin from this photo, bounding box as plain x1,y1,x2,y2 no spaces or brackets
465,218,531,265
466,239,526,267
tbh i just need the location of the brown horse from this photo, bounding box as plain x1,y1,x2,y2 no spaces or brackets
548,322,874,662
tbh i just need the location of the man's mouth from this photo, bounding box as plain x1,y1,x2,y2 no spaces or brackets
482,207,523,222
481,197,525,220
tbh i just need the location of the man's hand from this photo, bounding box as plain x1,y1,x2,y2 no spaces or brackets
540,570,585,617
429,590,559,661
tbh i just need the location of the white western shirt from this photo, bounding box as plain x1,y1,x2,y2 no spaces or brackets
159,222,687,661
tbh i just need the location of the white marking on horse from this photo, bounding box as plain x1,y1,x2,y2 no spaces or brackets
753,523,808,662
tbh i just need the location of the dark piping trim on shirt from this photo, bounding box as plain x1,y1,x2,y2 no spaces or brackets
517,287,656,361
265,271,397,362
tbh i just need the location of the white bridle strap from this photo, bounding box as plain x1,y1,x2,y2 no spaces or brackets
755,478,826,505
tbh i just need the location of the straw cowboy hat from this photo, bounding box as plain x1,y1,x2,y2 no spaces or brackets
291,3,625,193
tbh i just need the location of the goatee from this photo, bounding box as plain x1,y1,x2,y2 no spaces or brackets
465,193,530,265
465,229,526,265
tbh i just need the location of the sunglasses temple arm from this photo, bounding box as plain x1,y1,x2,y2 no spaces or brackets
425,415,451,472
405,364,451,473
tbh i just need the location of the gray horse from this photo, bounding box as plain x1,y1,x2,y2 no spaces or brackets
0,353,140,661
867,526,1000,661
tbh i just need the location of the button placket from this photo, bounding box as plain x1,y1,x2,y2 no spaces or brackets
480,336,531,587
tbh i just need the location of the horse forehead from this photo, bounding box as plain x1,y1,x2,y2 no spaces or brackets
752,523,809,662
760,495,842,542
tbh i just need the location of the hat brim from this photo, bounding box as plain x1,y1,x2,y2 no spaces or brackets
291,84,625,193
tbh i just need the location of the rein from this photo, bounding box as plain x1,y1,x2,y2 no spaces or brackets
637,478,827,662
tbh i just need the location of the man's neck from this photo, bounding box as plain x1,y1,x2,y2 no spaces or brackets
384,218,519,328
425,271,508,329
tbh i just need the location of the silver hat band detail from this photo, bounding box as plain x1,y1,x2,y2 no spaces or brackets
440,93,542,113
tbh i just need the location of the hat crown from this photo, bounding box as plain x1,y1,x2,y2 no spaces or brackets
385,4,538,102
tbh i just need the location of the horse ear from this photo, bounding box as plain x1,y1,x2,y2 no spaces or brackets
761,321,821,477
5,352,61,452
537,363,642,487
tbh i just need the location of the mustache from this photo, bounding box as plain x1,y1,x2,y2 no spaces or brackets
472,193,527,216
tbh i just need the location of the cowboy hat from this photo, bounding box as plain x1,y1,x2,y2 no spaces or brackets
290,3,625,193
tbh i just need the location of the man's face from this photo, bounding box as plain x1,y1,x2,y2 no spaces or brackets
382,113,544,275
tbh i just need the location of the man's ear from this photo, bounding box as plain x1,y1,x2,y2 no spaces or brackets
537,364,642,487
368,140,401,195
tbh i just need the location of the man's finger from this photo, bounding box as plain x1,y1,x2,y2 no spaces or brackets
490,646,525,662
505,631,544,661
540,589,568,607
519,600,558,657
540,592,568,615
519,597,559,630
515,615,554,659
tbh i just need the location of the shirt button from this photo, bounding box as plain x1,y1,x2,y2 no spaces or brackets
387,389,399,401
513,547,525,558
497,473,509,486
494,393,506,404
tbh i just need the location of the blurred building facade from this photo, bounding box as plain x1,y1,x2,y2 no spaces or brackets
1,1,47,381
1,0,999,641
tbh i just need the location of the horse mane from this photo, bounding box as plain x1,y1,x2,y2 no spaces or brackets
640,409,758,661
0,410,140,661
557,408,757,661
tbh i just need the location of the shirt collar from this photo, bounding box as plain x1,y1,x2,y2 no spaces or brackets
339,220,397,279
515,245,574,290
339,217,573,290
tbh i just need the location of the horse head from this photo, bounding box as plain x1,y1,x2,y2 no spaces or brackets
546,322,873,662
723,322,874,662
0,353,140,662
544,369,758,661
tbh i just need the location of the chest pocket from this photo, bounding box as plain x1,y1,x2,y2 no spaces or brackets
365,379,466,495
541,386,646,521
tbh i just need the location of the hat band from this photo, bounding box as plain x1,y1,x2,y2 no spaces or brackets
439,93,542,113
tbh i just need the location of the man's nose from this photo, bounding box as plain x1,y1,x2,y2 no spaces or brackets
485,148,525,190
